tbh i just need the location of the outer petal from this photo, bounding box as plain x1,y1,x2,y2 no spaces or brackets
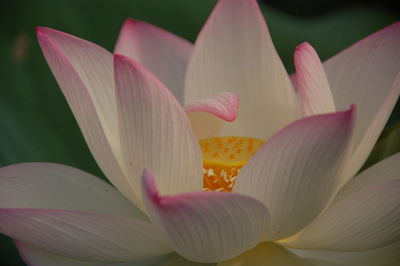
16,241,168,266
115,19,192,103
234,107,355,240
36,28,137,205
184,0,299,139
336,152,400,201
219,242,312,266
185,92,239,139
142,169,270,263
294,42,335,117
323,22,400,178
284,178,400,251
0,163,143,218
292,241,400,266
114,55,203,207
0,209,171,262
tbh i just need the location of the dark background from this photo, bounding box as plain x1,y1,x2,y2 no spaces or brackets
0,0,399,265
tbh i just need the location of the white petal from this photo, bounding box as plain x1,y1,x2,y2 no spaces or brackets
17,241,93,266
36,28,137,205
0,163,144,218
16,241,168,266
184,0,299,139
343,74,400,180
185,92,239,139
219,242,311,266
336,153,400,201
114,55,203,207
294,42,335,117
234,108,355,240
284,178,400,251
142,169,270,263
323,22,400,178
0,209,171,262
292,241,400,266
114,19,192,103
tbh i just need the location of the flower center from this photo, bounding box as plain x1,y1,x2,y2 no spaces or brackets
200,136,265,192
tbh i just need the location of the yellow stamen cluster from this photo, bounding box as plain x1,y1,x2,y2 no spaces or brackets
200,136,265,192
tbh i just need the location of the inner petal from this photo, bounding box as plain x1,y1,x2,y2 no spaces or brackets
200,136,265,192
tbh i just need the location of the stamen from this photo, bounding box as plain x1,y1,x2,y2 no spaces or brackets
200,136,265,192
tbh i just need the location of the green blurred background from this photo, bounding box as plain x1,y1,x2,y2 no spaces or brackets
0,0,399,265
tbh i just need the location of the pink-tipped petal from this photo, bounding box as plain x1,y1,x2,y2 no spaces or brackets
0,209,171,262
0,163,143,218
16,241,167,266
185,92,239,122
323,22,400,178
185,92,239,139
141,169,270,263
184,0,299,139
234,107,355,240
284,178,400,251
114,19,192,104
294,42,335,117
114,55,203,209
36,28,138,206
36,27,117,152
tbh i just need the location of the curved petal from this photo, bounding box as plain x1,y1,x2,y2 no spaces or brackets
219,242,311,266
185,92,239,139
16,241,169,266
291,241,400,266
0,209,171,262
284,178,400,251
184,0,299,139
114,19,192,103
294,42,335,117
336,152,400,201
342,74,400,180
142,169,270,263
114,54,203,208
0,163,144,218
36,28,137,205
323,22,400,178
234,107,355,240
185,92,239,122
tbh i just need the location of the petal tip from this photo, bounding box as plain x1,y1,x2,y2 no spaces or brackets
347,103,357,120
294,42,317,59
35,27,50,40
113,53,141,71
121,17,145,29
295,42,312,52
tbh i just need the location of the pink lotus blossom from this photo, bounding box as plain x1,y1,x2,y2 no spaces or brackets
1,0,400,265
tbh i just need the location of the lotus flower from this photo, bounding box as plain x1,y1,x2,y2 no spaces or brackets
1,0,400,265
